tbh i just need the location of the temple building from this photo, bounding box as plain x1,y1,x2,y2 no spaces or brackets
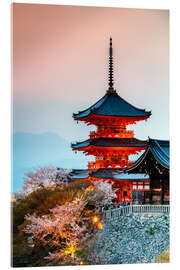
69,38,169,205
124,138,169,204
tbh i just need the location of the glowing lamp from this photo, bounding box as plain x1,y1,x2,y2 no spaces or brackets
97,222,103,229
92,216,99,223
80,261,84,265
153,188,162,192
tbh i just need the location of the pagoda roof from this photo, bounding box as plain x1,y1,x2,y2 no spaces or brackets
69,138,169,180
68,169,90,179
90,169,149,180
69,168,149,181
72,137,147,149
125,138,170,171
73,91,151,120
90,168,120,179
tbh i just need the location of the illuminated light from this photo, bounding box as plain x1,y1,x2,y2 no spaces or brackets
62,242,77,260
80,261,84,265
153,188,162,192
92,216,99,223
86,186,93,191
97,222,103,229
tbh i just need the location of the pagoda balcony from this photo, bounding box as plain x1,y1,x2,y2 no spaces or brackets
88,160,133,169
89,129,134,139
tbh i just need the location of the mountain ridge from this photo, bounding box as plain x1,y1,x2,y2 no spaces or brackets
12,132,90,191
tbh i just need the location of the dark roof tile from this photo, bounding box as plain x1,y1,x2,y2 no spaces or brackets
73,92,151,119
72,138,147,149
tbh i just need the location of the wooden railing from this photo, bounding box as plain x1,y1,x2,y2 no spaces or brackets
102,205,170,220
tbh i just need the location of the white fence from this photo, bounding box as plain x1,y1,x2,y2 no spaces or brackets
102,205,170,220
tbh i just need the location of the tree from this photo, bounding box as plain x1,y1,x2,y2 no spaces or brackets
23,186,103,265
12,180,104,266
90,180,117,205
20,166,71,196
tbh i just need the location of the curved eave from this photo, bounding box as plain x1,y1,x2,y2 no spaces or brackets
73,93,108,119
124,139,170,172
70,176,90,180
68,169,90,180
71,139,148,150
71,139,89,149
148,140,169,169
123,149,150,172
69,169,149,181
72,146,147,153
73,92,151,120
73,113,151,122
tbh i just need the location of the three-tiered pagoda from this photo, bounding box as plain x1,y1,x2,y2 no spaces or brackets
70,38,152,203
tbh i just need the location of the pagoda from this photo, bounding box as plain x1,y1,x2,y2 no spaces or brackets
70,38,152,204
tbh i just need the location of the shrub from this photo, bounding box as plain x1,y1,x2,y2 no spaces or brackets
155,248,170,263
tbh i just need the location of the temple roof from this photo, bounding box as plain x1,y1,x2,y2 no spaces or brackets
125,138,170,171
68,169,90,179
69,168,149,180
73,91,151,120
90,168,120,179
113,173,149,180
72,137,147,149
149,139,169,168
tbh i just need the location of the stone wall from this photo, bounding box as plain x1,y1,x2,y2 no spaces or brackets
89,213,169,264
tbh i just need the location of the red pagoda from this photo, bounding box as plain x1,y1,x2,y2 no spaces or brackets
70,38,152,204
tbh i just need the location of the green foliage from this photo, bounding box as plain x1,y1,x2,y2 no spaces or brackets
147,227,154,235
155,248,170,263
146,225,159,235
76,249,90,265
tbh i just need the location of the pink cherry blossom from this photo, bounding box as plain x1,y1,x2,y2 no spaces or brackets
20,166,71,195
24,197,95,263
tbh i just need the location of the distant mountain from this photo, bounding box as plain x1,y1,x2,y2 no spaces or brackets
12,132,90,192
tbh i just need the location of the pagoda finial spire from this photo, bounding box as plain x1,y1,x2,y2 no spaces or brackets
107,37,116,94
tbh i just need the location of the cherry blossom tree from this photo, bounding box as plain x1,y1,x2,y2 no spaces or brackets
91,180,117,205
23,186,103,265
21,166,71,195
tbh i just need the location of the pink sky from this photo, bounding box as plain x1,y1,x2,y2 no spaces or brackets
12,3,169,141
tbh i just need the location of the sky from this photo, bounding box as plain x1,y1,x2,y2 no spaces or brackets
12,3,169,142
